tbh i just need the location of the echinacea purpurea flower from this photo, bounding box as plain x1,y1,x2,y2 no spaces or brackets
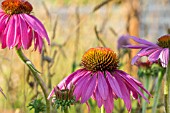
0,0,50,52
48,47,151,113
125,35,170,67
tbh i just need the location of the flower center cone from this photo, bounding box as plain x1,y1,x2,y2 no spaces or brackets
81,47,119,72
2,0,33,15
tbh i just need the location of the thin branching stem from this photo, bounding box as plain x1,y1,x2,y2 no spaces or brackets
16,48,50,113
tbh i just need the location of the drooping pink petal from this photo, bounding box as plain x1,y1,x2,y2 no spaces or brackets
114,72,131,111
5,15,16,48
124,45,149,49
67,70,88,88
37,34,43,52
148,49,162,61
19,15,29,49
2,34,7,48
0,14,8,32
73,73,91,101
21,14,50,44
95,87,103,108
27,27,33,48
47,87,55,99
137,47,159,56
130,77,152,97
128,86,141,104
103,88,114,113
130,36,157,46
81,73,97,103
116,70,150,102
57,69,84,89
131,56,140,65
106,71,122,98
159,48,169,67
97,71,109,100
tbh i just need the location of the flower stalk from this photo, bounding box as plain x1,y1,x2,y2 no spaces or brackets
152,71,163,113
142,75,149,113
16,48,50,113
165,56,170,113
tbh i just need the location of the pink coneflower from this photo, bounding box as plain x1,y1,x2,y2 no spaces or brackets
48,47,151,113
125,35,170,67
0,0,50,52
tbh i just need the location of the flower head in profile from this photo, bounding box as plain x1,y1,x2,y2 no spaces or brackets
51,84,77,111
0,0,50,52
48,47,151,113
125,35,170,67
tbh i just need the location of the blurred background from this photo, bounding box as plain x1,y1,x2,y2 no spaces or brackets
0,0,170,113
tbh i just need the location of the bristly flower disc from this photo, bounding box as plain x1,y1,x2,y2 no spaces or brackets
2,0,33,15
157,35,170,48
81,47,119,72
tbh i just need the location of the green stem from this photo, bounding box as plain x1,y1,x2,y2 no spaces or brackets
16,48,50,113
101,105,105,113
64,108,69,113
152,72,163,113
165,59,170,113
142,75,149,113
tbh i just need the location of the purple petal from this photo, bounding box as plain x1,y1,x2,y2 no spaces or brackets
57,69,84,89
103,89,114,113
97,71,109,100
159,48,169,67
130,36,157,46
131,56,140,65
114,72,131,111
116,70,150,102
5,16,16,48
19,15,29,49
137,47,159,56
148,49,162,61
0,14,8,32
47,88,55,99
73,73,91,101
95,88,103,107
27,27,33,48
66,69,85,85
2,34,7,48
106,71,122,98
124,45,149,49
81,73,97,103
21,14,50,45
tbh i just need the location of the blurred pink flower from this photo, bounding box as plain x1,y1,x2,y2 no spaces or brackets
0,0,50,52
125,35,170,67
48,47,151,113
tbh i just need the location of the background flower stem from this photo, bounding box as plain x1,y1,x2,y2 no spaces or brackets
101,105,105,113
152,71,163,113
142,75,149,113
165,58,170,113
64,108,69,113
16,48,50,113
